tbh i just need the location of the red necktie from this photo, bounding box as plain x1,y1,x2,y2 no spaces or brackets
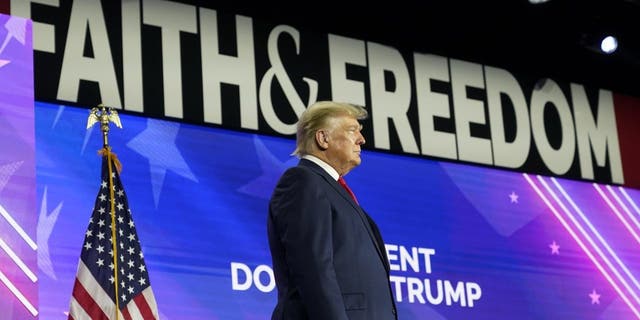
338,176,359,204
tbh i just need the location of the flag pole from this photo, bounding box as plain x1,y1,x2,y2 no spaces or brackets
87,105,123,320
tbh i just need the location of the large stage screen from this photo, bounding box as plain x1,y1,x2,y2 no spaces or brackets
35,101,640,319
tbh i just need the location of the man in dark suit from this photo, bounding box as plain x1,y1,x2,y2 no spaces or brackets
267,101,398,320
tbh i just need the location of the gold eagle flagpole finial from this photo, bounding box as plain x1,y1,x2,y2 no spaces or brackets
87,104,122,147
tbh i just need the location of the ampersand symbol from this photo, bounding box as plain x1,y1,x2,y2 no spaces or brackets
259,25,318,134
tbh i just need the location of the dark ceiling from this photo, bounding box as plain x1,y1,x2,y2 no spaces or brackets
213,0,640,97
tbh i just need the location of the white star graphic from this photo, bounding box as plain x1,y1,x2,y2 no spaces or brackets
549,240,560,255
37,186,64,280
52,105,66,130
238,135,297,199
127,119,198,207
509,191,519,203
0,161,23,193
589,289,601,304
79,106,97,154
82,120,99,154
0,17,27,55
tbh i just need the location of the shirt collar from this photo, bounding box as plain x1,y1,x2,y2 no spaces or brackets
302,154,339,181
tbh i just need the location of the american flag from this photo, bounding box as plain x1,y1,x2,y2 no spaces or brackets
68,152,159,320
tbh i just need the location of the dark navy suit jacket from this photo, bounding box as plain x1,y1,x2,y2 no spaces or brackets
267,159,397,320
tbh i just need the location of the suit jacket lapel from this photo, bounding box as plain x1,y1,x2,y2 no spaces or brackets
299,160,388,272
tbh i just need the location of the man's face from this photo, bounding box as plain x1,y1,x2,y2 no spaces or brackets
325,115,366,175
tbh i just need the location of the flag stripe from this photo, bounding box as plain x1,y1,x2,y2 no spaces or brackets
121,306,133,320
69,296,94,320
141,287,159,319
125,300,140,320
132,288,155,319
76,261,118,318
71,278,110,320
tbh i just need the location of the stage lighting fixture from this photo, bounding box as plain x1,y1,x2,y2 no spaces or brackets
580,32,620,55
600,35,618,54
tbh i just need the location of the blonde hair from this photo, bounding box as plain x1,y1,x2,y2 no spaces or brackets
292,101,368,157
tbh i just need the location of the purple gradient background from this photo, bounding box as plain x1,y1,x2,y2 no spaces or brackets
0,13,37,320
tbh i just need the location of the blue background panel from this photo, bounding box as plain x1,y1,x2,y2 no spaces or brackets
35,102,640,319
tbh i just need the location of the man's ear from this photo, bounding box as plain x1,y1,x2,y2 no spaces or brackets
315,130,329,150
